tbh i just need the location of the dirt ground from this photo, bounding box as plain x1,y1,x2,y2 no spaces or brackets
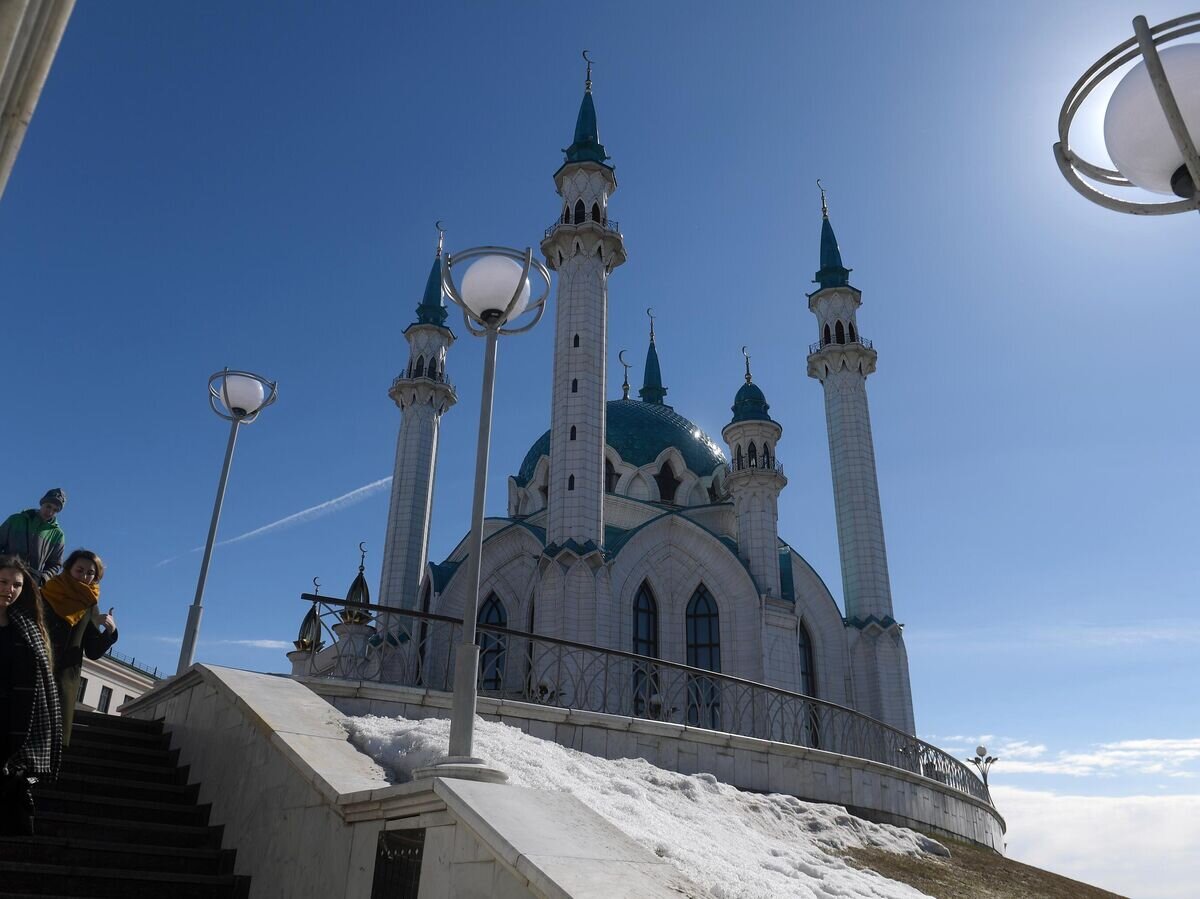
844,839,1127,899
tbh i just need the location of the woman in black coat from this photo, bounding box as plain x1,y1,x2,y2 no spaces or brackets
0,554,62,836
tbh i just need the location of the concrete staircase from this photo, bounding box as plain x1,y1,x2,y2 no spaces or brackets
0,710,250,898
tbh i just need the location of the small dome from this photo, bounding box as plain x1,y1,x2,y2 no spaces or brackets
731,381,772,423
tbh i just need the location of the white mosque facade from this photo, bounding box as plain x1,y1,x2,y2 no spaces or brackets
370,71,917,736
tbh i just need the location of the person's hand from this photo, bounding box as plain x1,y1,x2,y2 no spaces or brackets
102,608,116,632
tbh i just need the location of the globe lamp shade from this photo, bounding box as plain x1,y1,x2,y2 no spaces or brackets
1103,42,1200,197
459,255,531,323
221,374,267,417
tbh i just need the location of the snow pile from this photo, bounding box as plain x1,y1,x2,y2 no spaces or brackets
347,714,946,899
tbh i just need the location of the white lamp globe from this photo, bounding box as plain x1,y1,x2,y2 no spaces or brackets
221,374,266,417
459,255,531,323
975,746,987,758
1103,42,1200,197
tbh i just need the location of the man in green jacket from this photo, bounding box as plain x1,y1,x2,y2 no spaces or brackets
0,489,67,586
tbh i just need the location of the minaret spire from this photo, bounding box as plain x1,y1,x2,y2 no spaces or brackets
584,49,593,92
619,350,631,400
639,307,667,405
815,181,851,290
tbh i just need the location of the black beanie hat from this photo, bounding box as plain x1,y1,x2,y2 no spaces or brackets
40,488,66,509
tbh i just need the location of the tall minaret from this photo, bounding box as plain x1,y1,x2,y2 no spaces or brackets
541,56,626,548
721,351,786,599
806,190,914,733
379,233,457,609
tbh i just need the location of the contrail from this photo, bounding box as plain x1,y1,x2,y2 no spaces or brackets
155,476,392,566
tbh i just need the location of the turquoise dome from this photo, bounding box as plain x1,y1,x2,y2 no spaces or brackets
516,399,726,486
730,381,772,423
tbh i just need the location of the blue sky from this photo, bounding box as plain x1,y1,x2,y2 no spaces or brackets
3,2,1198,894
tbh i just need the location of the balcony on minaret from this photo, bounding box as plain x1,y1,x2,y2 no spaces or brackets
544,213,621,241
809,335,873,354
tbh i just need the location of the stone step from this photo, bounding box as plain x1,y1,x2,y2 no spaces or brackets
69,720,171,748
73,710,164,735
60,752,189,785
0,861,248,899
35,790,210,827
0,836,233,876
49,769,198,805
65,733,179,767
37,810,223,849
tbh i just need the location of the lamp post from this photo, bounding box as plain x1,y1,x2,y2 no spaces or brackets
176,369,278,675
968,746,998,799
1054,13,1200,213
425,245,551,777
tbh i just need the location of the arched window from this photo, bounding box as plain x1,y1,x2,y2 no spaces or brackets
835,321,846,344
761,443,770,468
477,594,508,692
823,323,831,346
591,202,601,223
573,199,586,224
655,461,680,503
414,355,425,378
632,582,659,717
562,204,570,224
573,333,580,348
748,444,758,469
735,445,744,471
848,321,857,343
605,459,619,493
798,622,819,748
571,379,578,393
568,474,575,491
427,358,437,380
570,426,577,441
686,585,721,728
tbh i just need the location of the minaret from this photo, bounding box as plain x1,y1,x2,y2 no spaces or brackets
639,310,667,405
541,56,627,548
721,350,786,598
378,232,457,609
806,188,914,732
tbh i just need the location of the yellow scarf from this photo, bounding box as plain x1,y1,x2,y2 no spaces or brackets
41,574,100,627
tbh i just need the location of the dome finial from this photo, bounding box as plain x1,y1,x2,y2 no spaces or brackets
640,308,668,405
647,305,656,342
583,50,593,93
358,541,367,574
742,345,752,383
817,179,828,219
435,220,445,257
618,349,631,400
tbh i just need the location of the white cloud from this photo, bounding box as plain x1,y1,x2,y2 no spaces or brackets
993,786,1200,899
216,639,291,650
909,622,1200,653
927,735,1200,779
156,476,392,566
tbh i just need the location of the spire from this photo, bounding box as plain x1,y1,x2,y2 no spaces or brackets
414,223,449,327
563,51,610,166
814,181,852,290
639,307,667,405
730,346,773,423
619,350,631,400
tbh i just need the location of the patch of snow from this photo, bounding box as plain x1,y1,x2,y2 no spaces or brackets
348,714,946,899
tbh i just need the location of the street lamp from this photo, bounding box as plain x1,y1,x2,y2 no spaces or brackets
1054,13,1200,214
422,244,550,779
176,369,278,675
968,745,999,798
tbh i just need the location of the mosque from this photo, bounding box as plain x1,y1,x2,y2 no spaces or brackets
370,65,915,736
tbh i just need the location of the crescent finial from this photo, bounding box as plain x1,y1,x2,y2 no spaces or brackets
816,179,828,218
646,307,656,341
583,50,594,90
312,576,321,593
434,221,445,256
742,346,752,383
359,541,367,554
618,349,631,399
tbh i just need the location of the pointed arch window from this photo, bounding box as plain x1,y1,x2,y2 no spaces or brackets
686,585,721,728
823,323,832,346
632,582,660,717
835,321,846,344
605,459,619,493
748,443,758,469
798,622,820,748
848,321,857,343
570,425,577,441
571,379,578,393
735,445,744,471
414,355,425,378
573,199,586,224
655,461,680,503
562,204,570,224
591,202,601,223
573,334,580,348
477,594,508,692
427,358,438,380
761,443,771,468
568,474,575,491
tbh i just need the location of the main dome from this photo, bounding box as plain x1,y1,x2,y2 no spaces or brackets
516,399,726,486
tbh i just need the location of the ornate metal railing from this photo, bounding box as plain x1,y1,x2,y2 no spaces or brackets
543,218,621,239
808,337,874,354
294,595,991,805
724,459,785,478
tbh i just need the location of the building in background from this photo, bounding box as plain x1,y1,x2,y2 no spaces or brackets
79,650,161,715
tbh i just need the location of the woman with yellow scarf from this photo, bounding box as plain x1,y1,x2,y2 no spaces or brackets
40,550,118,744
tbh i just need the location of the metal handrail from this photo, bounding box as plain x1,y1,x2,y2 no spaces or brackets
104,648,162,679
724,459,785,477
296,594,992,805
808,337,874,355
391,372,455,391
544,218,621,239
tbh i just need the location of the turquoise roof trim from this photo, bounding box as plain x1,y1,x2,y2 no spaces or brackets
814,215,852,290
414,253,449,327
515,399,726,487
